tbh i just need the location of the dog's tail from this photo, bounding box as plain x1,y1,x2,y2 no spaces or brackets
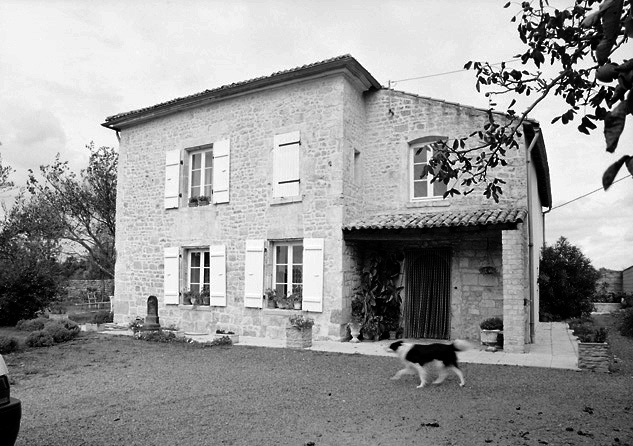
452,339,473,351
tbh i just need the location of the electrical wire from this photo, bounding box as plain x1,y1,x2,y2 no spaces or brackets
389,58,521,85
549,175,632,211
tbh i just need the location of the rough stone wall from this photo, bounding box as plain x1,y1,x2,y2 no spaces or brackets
578,343,612,373
596,268,624,295
114,74,351,340
502,223,530,353
360,89,529,213
66,279,114,302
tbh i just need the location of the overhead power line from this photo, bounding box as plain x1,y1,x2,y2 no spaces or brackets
389,58,521,85
549,175,632,211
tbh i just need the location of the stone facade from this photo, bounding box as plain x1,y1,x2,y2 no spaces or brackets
107,56,548,348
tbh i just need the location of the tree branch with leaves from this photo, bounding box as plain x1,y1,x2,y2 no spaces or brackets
427,0,632,201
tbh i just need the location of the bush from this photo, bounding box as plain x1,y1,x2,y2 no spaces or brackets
43,322,75,343
16,317,48,332
92,311,113,325
0,336,19,354
568,317,608,343
539,237,599,321
57,319,80,336
480,317,503,330
25,330,55,348
618,308,633,338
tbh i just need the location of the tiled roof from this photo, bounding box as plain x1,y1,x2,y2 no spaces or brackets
102,54,381,129
342,208,527,231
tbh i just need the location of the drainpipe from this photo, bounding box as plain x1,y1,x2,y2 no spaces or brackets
116,131,121,143
525,126,541,344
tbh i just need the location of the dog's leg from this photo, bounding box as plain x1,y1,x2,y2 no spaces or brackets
432,365,448,385
414,365,428,388
391,366,413,380
448,366,465,387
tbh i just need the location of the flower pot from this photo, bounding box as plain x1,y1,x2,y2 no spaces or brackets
188,201,198,207
286,327,312,349
267,299,276,309
348,322,361,343
198,199,209,206
480,329,502,347
214,333,239,344
293,301,302,310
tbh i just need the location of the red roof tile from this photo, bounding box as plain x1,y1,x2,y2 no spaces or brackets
342,208,527,231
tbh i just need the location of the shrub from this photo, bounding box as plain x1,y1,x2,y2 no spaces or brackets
16,317,48,332
25,330,55,348
92,311,113,325
0,336,19,354
618,308,633,338
539,237,599,321
568,317,608,343
57,319,80,336
480,317,503,330
43,322,75,343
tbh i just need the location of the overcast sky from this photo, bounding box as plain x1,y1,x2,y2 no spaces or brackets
1,0,631,270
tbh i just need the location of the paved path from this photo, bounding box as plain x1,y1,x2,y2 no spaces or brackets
100,321,579,370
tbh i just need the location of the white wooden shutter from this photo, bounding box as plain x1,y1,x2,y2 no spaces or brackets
273,131,300,197
244,239,265,308
164,150,181,209
209,245,227,306
163,247,180,305
302,238,324,312
212,139,230,204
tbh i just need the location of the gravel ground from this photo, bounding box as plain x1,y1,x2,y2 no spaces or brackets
4,316,633,446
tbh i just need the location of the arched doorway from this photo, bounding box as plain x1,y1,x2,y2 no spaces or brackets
403,248,451,339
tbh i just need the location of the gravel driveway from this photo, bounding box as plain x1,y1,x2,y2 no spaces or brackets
6,331,633,446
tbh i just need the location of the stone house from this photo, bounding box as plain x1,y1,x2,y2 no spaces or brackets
102,55,551,353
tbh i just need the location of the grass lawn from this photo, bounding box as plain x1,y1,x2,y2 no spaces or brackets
2,314,632,446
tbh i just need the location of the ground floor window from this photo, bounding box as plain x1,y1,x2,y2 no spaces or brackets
184,249,210,305
273,242,303,308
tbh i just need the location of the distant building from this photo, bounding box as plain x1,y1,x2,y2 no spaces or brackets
624,265,633,294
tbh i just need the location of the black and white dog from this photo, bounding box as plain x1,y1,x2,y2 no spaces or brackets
387,340,471,388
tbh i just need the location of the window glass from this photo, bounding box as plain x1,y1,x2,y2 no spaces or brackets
186,249,210,305
411,142,448,199
273,242,304,307
189,148,212,199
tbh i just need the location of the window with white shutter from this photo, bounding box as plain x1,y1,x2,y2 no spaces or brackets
273,131,300,198
163,247,180,304
164,150,181,209
302,238,324,313
212,139,230,204
244,240,265,308
208,245,227,307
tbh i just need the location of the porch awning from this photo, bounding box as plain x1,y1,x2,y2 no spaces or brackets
342,207,527,231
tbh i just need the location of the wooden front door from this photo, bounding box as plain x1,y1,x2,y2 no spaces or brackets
404,249,451,339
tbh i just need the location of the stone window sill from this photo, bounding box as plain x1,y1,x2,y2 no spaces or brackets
270,196,302,206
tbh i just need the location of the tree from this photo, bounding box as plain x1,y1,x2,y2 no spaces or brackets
0,195,63,326
27,142,117,278
0,151,14,193
426,0,632,201
538,236,600,320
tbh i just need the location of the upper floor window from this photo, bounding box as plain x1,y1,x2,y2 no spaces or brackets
410,141,448,200
273,131,301,198
189,147,213,200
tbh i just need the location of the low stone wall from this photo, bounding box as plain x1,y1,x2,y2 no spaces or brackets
592,303,622,314
578,342,612,373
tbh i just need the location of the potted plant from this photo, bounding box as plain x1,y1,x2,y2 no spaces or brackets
348,296,364,343
480,316,503,349
289,291,302,310
264,288,277,309
362,315,382,341
214,329,239,343
182,289,200,306
197,195,210,206
188,196,199,207
200,286,210,306
286,314,314,349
